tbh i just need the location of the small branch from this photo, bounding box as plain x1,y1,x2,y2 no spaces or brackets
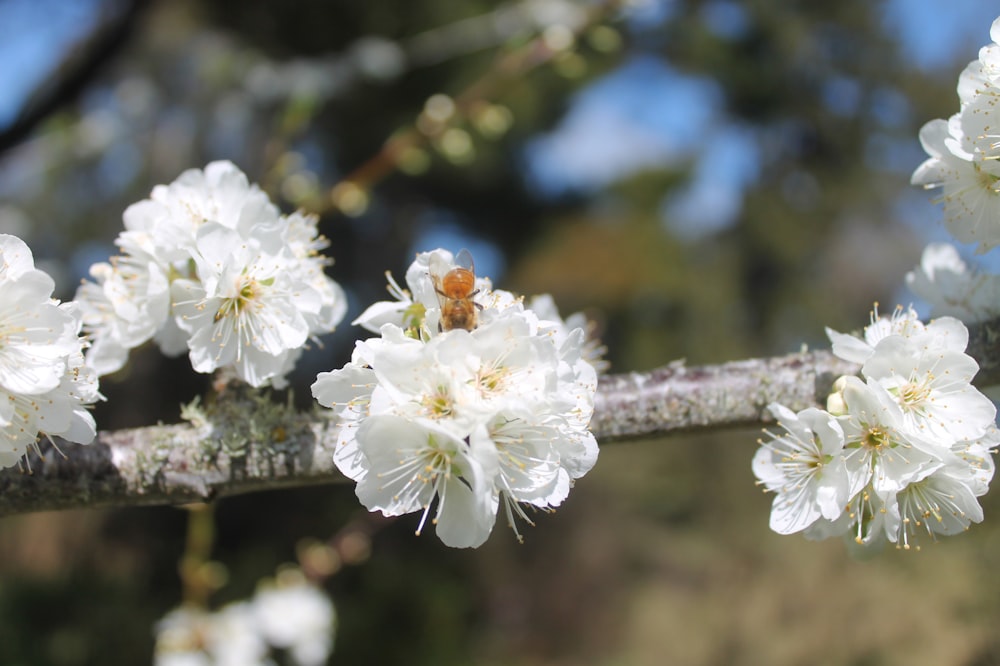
592,350,859,442
0,409,343,517
321,0,625,214
1,315,997,517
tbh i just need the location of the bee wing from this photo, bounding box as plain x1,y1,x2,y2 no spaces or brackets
427,252,450,307
454,248,475,275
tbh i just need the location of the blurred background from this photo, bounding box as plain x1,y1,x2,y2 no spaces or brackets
1,0,1000,663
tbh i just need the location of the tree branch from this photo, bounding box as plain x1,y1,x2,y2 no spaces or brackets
591,350,859,442
1,315,998,517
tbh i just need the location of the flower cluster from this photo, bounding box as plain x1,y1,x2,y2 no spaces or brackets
74,161,347,388
906,242,1000,325
907,15,1000,328
912,16,1000,253
154,570,335,666
753,305,997,550
312,249,599,548
0,234,100,469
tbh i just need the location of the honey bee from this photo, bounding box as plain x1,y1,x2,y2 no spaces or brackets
430,249,481,332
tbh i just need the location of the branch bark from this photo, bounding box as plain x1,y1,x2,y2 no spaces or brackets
1,316,998,517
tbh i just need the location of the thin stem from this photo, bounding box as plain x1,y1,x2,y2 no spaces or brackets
178,503,220,608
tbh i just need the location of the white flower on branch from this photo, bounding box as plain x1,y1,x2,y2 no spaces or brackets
859,333,996,445
74,161,347,388
825,303,968,365
0,234,100,469
313,249,599,548
752,404,867,536
756,306,997,551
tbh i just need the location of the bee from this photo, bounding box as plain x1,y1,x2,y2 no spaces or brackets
430,249,481,332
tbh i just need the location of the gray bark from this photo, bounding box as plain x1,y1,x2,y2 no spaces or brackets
1,315,998,516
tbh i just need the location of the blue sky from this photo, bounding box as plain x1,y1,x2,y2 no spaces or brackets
523,0,1000,194
515,0,1000,250
0,0,104,127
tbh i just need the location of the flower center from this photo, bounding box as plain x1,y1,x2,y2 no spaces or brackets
476,363,509,395
422,385,454,418
215,277,259,323
897,381,932,410
862,425,892,450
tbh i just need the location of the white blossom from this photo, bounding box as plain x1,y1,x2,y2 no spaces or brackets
752,404,866,535
154,570,335,666
980,17,1000,84
74,161,346,388
0,235,99,467
836,376,947,497
910,116,1000,255
860,334,995,445
889,463,985,550
154,604,269,666
825,304,967,365
171,222,319,388
911,17,1000,253
252,572,335,666
313,249,599,547
758,304,997,551
906,242,1000,324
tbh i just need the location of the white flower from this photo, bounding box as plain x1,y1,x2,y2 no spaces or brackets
283,211,348,333
860,333,995,445
768,302,999,552
75,161,347,387
153,570,335,666
837,376,946,496
980,18,1000,84
889,464,985,550
854,425,997,551
752,404,866,535
911,16,1000,254
0,239,79,393
911,117,1000,253
777,18,1000,552
252,573,335,666
0,235,99,467
313,249,599,547
825,304,967,365
906,243,1000,324
124,160,279,257
153,606,214,666
356,415,499,549
75,251,171,375
153,604,269,666
528,293,609,373
203,603,270,666
172,222,320,388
